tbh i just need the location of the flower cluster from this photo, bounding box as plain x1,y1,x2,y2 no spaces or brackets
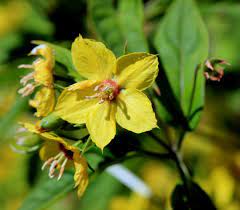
18,35,159,196
18,44,55,117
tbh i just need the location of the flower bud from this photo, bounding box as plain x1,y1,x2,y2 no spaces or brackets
40,113,64,130
204,58,230,82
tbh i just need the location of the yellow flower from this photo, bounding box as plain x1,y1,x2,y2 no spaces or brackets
55,35,159,150
22,122,88,197
18,44,55,117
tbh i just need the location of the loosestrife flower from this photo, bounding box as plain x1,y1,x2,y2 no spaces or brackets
55,35,159,150
18,44,55,117
22,123,88,197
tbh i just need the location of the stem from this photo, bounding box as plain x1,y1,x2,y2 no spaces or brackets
81,136,92,154
176,130,186,150
73,139,83,147
54,83,65,90
174,152,190,183
150,128,191,205
174,151,191,209
138,150,172,160
148,131,173,154
188,64,201,117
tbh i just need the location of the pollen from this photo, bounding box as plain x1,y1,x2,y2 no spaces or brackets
85,79,120,104
41,143,73,180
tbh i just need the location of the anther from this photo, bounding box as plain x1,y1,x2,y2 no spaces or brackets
41,157,54,171
18,83,36,97
49,160,58,178
18,64,33,69
57,158,68,181
20,72,35,85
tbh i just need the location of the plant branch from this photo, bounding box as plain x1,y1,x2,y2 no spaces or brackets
148,131,173,154
188,64,201,117
176,130,186,150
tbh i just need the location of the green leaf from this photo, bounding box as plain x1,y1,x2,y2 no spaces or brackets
18,172,74,210
78,172,123,210
154,0,209,129
118,0,148,52
88,0,125,56
32,41,84,81
88,0,148,55
171,181,217,210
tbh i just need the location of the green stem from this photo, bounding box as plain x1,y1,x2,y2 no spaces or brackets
174,151,191,209
176,130,186,150
148,131,173,154
81,136,92,154
54,83,65,90
188,64,201,117
149,129,191,204
73,139,83,147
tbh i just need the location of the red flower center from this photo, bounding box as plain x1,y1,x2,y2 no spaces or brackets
99,79,120,99
59,144,74,160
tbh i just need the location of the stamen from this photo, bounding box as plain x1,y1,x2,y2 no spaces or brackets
18,83,36,97
18,64,33,69
41,151,70,180
41,157,54,171
57,158,68,181
85,79,120,104
49,160,58,178
20,72,35,85
94,85,100,91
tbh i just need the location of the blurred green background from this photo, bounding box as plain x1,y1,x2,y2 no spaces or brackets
1,0,240,210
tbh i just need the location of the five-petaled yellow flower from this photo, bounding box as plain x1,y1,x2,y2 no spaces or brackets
22,123,88,197
55,35,159,150
18,44,55,117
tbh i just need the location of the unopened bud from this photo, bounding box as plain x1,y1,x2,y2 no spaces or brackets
204,58,230,82
40,113,64,130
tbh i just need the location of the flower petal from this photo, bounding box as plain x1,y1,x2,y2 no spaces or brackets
73,153,89,197
86,101,116,150
29,87,55,117
55,80,99,124
115,52,149,74
116,89,157,133
116,53,159,91
39,141,59,161
72,35,116,80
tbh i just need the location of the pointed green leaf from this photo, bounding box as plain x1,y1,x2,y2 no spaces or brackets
154,0,209,129
118,0,148,52
88,0,148,55
88,0,125,56
18,172,74,210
